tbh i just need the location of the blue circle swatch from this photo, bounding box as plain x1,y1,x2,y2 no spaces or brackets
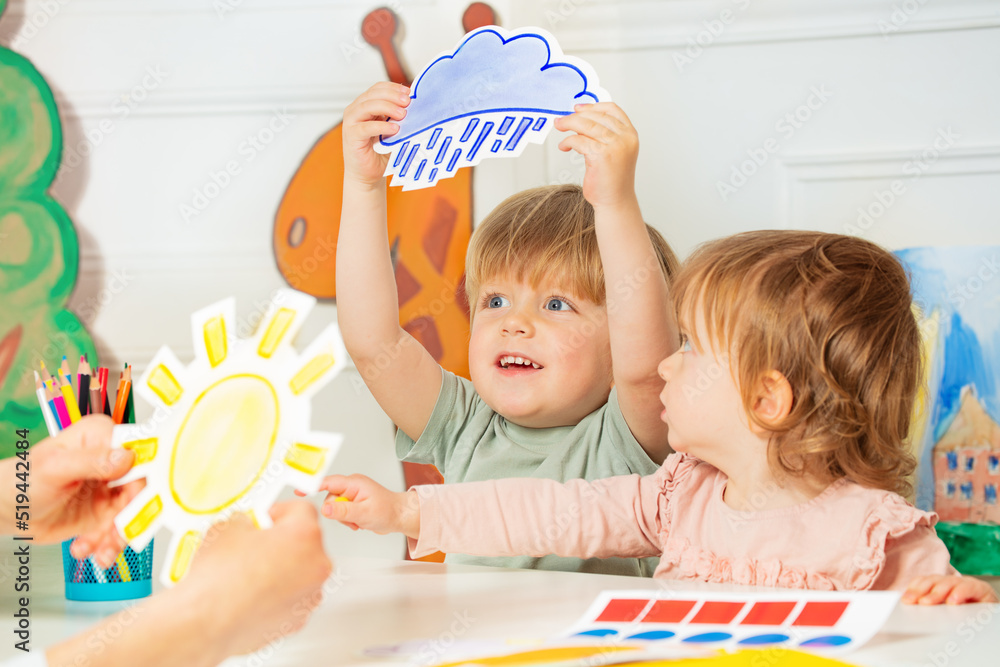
626,630,676,641
682,632,732,644
800,635,852,648
575,629,618,637
738,634,790,646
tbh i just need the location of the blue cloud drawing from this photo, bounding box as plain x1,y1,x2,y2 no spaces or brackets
382,27,607,146
375,26,609,190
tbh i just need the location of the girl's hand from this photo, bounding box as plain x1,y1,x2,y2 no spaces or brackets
554,102,639,210
342,82,410,189
902,574,999,605
316,474,421,539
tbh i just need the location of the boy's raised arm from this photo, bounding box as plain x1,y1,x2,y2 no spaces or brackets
338,82,443,442
555,103,677,462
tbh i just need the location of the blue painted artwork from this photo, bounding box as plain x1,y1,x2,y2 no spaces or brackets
894,247,1000,527
375,26,610,191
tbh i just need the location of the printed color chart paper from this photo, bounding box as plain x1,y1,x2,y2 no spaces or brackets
562,590,899,654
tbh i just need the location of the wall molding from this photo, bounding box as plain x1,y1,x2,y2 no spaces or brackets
775,143,1000,228
53,84,358,120
544,0,1000,52
6,0,431,18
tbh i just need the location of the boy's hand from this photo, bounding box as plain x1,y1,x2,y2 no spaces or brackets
316,474,421,539
342,82,410,189
554,102,639,210
902,574,999,605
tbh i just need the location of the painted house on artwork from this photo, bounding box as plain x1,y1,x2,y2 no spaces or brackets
932,385,1000,523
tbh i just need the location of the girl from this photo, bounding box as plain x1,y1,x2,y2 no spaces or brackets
321,230,997,603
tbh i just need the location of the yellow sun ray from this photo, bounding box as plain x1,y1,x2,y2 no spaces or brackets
191,297,236,370
135,346,187,411
169,531,202,583
253,291,315,360
122,437,158,465
203,316,228,367
287,324,348,399
122,493,163,543
148,365,183,405
285,443,329,475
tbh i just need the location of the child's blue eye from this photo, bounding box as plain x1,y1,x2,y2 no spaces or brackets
680,334,692,352
545,298,571,311
487,295,510,309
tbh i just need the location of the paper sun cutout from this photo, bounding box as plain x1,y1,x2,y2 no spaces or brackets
375,25,610,190
111,289,346,586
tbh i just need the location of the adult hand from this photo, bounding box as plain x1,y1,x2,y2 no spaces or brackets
47,501,334,667
4,415,142,566
183,501,334,658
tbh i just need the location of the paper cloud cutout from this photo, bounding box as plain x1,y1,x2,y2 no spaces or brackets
375,26,610,190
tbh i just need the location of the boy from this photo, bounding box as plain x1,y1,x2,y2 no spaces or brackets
333,82,678,576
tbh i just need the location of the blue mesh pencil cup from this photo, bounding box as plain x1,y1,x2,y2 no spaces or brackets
61,539,154,601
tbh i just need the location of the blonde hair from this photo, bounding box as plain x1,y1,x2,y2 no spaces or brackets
674,231,920,496
465,184,678,315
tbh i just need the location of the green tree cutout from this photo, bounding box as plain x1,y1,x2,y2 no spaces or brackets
0,1,97,457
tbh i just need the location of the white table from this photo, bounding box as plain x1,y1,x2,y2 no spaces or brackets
5,543,1000,666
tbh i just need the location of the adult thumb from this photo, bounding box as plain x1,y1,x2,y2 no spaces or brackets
48,416,134,483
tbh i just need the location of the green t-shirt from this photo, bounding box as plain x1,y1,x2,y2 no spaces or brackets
396,369,662,577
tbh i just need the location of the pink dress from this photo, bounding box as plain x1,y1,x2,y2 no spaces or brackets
410,454,955,590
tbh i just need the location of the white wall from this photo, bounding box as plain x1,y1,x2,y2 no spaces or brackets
4,0,999,559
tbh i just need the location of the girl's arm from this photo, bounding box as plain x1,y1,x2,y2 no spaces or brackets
554,104,676,463
319,472,665,561
338,82,443,441
872,522,998,603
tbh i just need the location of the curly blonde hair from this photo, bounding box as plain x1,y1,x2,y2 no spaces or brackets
673,231,920,496
465,184,678,317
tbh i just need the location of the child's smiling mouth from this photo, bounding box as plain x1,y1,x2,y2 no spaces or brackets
496,354,543,370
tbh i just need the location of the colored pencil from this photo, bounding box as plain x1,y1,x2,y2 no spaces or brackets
78,357,91,416
60,355,73,386
114,365,135,585
39,361,55,388
115,553,132,582
89,374,102,420
124,364,135,424
99,367,111,416
43,381,61,431
52,390,71,429
112,369,131,425
59,377,82,423
34,371,59,436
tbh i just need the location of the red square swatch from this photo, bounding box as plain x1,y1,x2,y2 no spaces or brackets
689,601,746,624
595,599,649,622
641,600,697,623
792,601,849,627
740,602,797,625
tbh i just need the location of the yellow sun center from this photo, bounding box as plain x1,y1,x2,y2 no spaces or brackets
170,374,279,514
